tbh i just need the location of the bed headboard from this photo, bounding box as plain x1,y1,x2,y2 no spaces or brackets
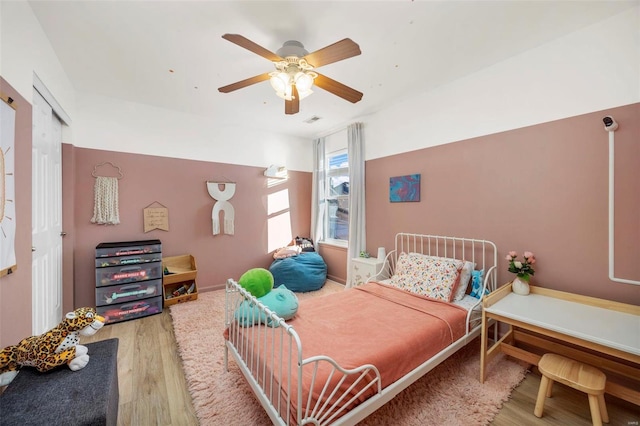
383,232,498,293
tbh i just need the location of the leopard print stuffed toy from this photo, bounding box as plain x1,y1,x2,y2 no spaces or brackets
0,307,105,386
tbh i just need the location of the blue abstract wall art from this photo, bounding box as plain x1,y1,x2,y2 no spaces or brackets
389,174,421,202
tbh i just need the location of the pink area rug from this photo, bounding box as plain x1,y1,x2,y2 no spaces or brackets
170,281,529,425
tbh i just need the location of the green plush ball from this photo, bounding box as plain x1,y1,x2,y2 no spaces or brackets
238,268,274,298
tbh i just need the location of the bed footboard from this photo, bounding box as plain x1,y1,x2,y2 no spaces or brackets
224,279,382,426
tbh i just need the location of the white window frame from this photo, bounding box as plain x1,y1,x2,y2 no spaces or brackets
323,148,349,247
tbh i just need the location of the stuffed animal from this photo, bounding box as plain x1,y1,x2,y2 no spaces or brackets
0,307,105,386
235,285,299,327
238,267,274,298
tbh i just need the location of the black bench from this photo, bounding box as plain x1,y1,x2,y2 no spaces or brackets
0,338,119,426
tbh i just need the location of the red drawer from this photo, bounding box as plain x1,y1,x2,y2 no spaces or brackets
96,263,162,287
96,279,162,307
97,296,162,324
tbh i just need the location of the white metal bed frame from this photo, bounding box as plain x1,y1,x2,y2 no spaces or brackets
224,233,498,425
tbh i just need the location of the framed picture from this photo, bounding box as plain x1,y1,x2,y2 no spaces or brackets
0,95,17,277
390,174,420,202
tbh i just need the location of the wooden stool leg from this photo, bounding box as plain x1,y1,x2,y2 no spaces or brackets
534,375,550,418
545,376,553,397
588,394,603,426
597,394,609,423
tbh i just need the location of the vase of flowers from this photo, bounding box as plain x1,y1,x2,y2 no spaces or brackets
506,251,536,295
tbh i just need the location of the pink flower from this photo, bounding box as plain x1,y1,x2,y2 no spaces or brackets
506,249,536,279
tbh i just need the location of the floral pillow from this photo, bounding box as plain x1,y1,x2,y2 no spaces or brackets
390,253,463,302
469,269,488,299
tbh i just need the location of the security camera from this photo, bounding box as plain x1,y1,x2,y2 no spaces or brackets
603,116,618,132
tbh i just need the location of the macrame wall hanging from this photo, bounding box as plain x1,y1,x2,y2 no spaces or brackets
90,161,123,225
206,180,235,235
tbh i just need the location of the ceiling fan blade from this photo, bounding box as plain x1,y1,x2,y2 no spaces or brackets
222,34,283,62
303,38,361,68
218,73,271,93
285,85,300,115
314,73,363,103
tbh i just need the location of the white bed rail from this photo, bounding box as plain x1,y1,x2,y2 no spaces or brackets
224,279,382,426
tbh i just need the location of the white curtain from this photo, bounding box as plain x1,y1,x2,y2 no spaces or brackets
310,137,326,244
346,122,366,287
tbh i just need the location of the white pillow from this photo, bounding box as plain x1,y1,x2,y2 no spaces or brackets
453,261,475,302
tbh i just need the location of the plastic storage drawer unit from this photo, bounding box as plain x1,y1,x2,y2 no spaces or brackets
96,263,162,287
95,279,162,306
95,239,163,324
96,241,162,258
95,252,162,268
97,296,163,324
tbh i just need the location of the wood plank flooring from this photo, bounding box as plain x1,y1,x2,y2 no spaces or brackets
83,310,198,426
81,310,639,426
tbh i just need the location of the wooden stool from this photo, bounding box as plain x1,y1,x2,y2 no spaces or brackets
534,353,609,426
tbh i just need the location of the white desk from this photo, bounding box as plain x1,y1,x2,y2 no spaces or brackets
481,283,640,405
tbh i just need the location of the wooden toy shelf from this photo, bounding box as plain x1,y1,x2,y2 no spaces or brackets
162,254,198,306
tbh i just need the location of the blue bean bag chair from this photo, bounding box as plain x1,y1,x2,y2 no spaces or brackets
269,252,327,292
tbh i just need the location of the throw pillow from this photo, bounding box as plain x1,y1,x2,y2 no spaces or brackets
390,253,463,302
453,260,475,302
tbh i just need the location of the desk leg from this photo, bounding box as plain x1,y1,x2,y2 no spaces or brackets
480,310,488,383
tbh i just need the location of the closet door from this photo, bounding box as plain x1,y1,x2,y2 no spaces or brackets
31,88,63,335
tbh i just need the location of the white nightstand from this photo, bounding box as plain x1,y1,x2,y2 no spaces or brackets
349,257,388,288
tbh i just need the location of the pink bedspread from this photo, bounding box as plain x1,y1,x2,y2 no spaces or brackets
227,281,468,423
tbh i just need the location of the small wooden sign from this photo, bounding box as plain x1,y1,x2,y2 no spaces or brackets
143,203,169,233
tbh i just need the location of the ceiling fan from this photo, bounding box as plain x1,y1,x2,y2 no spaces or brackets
218,34,363,115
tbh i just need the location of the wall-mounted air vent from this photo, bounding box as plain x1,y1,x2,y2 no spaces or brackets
304,116,321,124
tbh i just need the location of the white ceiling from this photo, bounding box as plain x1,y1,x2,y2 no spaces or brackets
28,0,637,139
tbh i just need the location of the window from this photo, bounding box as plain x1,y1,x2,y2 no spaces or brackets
325,150,349,243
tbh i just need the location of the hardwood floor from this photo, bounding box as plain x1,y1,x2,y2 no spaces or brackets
83,311,198,426
84,311,639,426
491,368,639,426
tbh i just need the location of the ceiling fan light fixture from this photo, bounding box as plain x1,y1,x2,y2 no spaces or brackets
269,71,289,93
269,69,316,101
294,71,316,93
218,34,362,114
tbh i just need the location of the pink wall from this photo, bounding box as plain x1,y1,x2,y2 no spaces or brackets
67,147,312,308
318,244,348,284
365,103,639,304
0,78,33,346
1,69,636,348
